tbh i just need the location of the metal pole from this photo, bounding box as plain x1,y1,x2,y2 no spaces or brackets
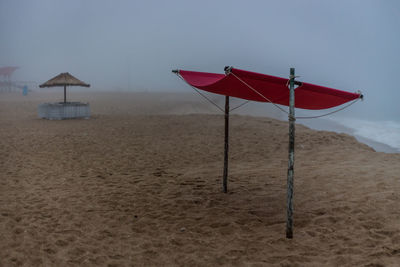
223,95,229,193
64,85,66,103
286,67,295,239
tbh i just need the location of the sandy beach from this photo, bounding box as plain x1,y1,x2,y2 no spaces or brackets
1,91,399,266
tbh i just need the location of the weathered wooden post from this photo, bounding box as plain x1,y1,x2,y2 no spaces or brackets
223,95,229,193
64,85,67,103
286,67,295,239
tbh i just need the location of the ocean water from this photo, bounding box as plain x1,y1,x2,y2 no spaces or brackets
331,118,400,153
231,100,400,153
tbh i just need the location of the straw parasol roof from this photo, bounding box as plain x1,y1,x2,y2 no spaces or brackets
39,72,90,103
39,72,90,88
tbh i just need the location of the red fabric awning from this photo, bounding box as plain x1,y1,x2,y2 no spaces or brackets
0,66,18,76
178,67,361,110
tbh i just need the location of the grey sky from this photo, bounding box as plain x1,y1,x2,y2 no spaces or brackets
1,0,399,120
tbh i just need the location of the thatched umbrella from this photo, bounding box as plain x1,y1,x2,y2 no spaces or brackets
39,72,90,103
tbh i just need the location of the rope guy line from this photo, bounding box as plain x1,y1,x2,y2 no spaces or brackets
295,97,361,119
176,73,224,113
228,71,293,119
230,100,251,112
229,71,362,120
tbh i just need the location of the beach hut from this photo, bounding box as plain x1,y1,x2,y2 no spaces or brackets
38,72,91,120
0,66,19,92
173,66,363,238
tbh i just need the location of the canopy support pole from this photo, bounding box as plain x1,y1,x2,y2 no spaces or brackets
223,95,229,193
286,67,295,239
64,85,67,103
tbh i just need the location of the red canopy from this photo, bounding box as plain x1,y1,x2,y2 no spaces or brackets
0,66,18,76
178,67,361,110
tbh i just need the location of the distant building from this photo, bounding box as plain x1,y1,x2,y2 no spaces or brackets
0,66,18,92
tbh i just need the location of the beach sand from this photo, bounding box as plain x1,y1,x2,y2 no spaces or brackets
1,91,399,266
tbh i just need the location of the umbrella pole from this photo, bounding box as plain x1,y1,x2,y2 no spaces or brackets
223,95,229,193
64,85,66,103
286,68,296,239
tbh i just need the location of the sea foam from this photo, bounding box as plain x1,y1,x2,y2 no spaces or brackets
333,118,400,153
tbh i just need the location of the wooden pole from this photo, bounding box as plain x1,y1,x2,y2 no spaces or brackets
223,95,229,193
286,67,295,239
7,75,11,92
64,85,67,103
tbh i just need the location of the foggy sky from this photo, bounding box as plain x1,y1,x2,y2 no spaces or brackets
1,0,399,120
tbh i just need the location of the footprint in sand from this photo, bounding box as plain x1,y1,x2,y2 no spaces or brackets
55,239,69,247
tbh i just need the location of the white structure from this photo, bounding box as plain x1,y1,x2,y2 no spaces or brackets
38,102,90,120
